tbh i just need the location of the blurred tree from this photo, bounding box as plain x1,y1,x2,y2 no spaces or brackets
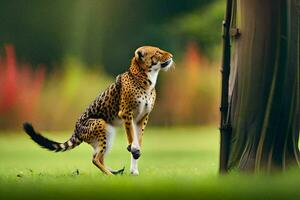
170,0,225,60
220,0,300,172
83,0,215,75
0,0,221,74
0,0,74,65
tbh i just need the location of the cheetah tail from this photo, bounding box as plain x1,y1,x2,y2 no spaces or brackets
23,122,82,152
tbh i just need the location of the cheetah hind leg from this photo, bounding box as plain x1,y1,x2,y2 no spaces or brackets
92,153,112,175
91,120,124,175
92,150,125,175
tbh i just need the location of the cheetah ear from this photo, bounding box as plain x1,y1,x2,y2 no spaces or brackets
135,48,145,61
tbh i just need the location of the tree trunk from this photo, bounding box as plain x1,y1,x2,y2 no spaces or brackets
221,0,300,172
219,0,233,174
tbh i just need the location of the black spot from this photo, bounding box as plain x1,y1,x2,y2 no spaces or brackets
131,149,141,159
127,145,131,152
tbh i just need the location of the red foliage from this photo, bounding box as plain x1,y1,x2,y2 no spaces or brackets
0,45,45,129
151,42,219,125
184,41,203,67
0,45,17,112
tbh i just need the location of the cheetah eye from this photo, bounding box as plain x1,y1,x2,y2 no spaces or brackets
151,56,158,66
151,60,157,66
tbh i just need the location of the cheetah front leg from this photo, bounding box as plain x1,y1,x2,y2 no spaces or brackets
123,114,149,156
119,111,141,159
129,114,149,176
129,121,143,176
137,114,149,147
119,111,142,175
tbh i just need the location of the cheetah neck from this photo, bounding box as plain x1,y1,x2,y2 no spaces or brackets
129,59,159,90
146,69,159,88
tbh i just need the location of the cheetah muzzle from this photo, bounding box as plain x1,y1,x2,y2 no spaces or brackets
161,59,172,68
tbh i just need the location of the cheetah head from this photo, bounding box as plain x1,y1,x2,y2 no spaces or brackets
134,46,174,72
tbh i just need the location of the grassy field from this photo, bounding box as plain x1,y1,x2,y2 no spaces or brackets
0,126,299,200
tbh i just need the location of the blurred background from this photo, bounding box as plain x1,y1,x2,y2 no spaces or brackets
0,0,224,130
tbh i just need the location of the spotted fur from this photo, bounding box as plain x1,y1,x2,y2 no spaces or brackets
23,46,174,175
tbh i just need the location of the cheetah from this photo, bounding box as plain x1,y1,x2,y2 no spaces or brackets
23,46,174,176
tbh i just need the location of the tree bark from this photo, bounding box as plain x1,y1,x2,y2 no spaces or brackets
222,0,300,172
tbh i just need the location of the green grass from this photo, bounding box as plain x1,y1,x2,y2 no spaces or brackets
0,127,299,200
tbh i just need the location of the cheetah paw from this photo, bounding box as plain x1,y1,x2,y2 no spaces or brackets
127,144,141,159
110,166,125,175
130,169,139,176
